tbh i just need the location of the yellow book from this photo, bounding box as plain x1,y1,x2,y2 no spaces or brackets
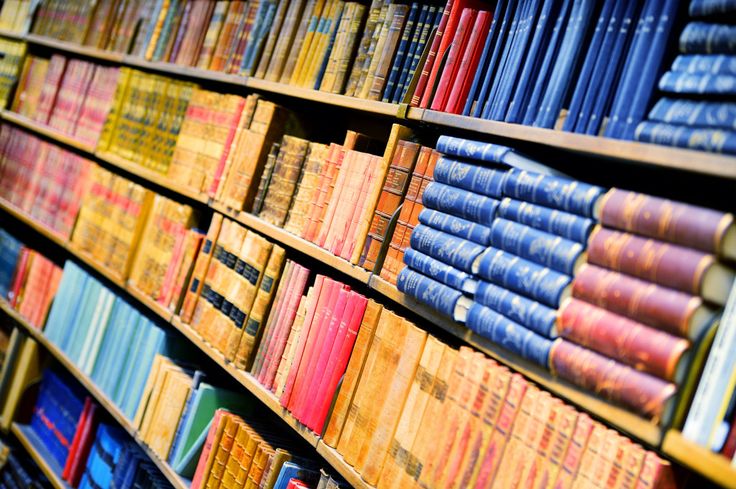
204,415,240,489
134,355,174,431
220,422,250,489
299,0,341,88
199,413,235,489
287,0,327,85
145,369,194,460
260,448,292,489
145,0,171,60
0,336,41,431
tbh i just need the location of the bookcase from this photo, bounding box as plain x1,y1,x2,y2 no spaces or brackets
0,1,734,489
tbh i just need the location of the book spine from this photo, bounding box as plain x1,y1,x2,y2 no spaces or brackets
550,340,676,420
680,21,736,54
436,135,513,163
503,169,605,218
417,208,492,246
411,0,451,106
433,156,507,198
403,248,474,293
409,224,486,273
659,71,736,95
634,121,736,155
490,218,585,276
689,0,736,16
498,197,594,244
647,97,736,131
473,248,571,308
430,7,475,112
572,264,706,339
421,182,500,227
475,280,558,338
466,303,553,368
396,268,464,319
672,54,736,76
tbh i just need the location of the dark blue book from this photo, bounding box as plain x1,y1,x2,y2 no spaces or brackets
680,22,736,54
689,0,736,16
409,224,486,273
463,0,507,116
397,6,441,103
583,0,641,135
489,0,545,121
434,156,508,198
490,218,585,275
383,3,420,102
605,0,661,139
436,135,513,163
475,281,558,338
672,54,736,75
241,1,275,76
505,0,559,123
521,0,573,125
418,208,492,245
634,121,736,154
647,97,736,129
421,182,500,227
466,303,553,368
397,267,471,319
403,248,478,294
534,0,596,129
391,4,430,103
563,1,614,132
618,0,680,140
482,0,528,119
502,169,605,217
498,197,595,244
658,71,736,94
472,0,518,118
0,229,22,298
315,4,346,88
472,247,571,308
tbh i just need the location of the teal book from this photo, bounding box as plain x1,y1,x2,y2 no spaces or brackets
61,278,103,358
44,262,85,346
112,318,152,412
78,288,116,375
121,325,166,419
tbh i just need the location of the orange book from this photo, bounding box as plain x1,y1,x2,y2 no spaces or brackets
570,422,608,489
180,213,223,322
633,452,676,489
616,443,647,489
552,413,594,489
534,404,579,489
303,144,346,242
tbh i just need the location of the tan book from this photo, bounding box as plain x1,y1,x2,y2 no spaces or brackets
205,417,242,489
145,369,194,460
570,422,607,489
285,0,327,85
260,448,292,489
258,135,310,226
214,94,260,201
272,291,310,398
533,403,578,489
265,0,308,82
133,354,167,430
0,337,41,431
220,422,251,489
283,142,329,236
376,336,444,489
180,213,224,322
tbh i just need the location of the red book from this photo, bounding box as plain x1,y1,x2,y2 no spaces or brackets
67,403,99,487
418,0,483,108
430,8,476,111
411,0,452,107
286,480,310,489
305,292,367,432
279,275,327,407
191,409,228,489
634,452,677,489
8,247,30,308
723,416,736,458
62,398,90,482
443,10,492,114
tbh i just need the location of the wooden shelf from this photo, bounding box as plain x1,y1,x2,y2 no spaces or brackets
0,199,70,250
0,110,97,153
25,34,124,62
126,284,174,323
11,423,71,489
123,55,246,85
0,300,189,489
0,28,25,41
662,430,736,489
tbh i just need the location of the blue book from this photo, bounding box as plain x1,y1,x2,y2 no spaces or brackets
505,0,559,123
112,317,148,408
60,278,103,356
463,0,506,116
618,0,679,140
273,462,320,489
103,308,142,398
421,182,500,227
605,0,660,138
672,54,736,75
658,71,736,94
466,303,553,368
397,267,471,320
521,0,572,125
383,3,420,102
418,208,492,246
482,0,528,120
583,0,640,135
243,1,279,76
394,5,435,103
436,135,514,163
0,230,21,298
534,0,596,129
647,97,736,130
689,0,736,16
409,224,486,273
498,197,595,244
680,22,736,54
472,247,571,308
490,218,585,275
434,156,507,198
502,169,605,218
475,280,558,338
151,0,181,61
472,0,518,118
634,121,736,154
404,248,478,294
562,1,615,132
89,298,126,385
138,0,166,57
314,2,345,89
44,262,85,346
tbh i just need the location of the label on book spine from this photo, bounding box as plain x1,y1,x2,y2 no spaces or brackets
433,156,507,198
418,208,492,245
409,224,486,273
475,281,558,338
503,169,605,217
421,182,500,226
499,198,595,244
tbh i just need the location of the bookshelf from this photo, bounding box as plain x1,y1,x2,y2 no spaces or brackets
0,299,189,489
662,430,736,489
11,423,71,489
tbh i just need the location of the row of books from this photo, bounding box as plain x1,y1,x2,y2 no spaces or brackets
0,437,50,489
634,2,736,154
12,54,120,145
0,0,35,34
0,39,25,110
16,0,735,155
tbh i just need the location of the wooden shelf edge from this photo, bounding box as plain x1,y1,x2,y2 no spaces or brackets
418,109,736,179
25,34,125,62
11,423,71,489
0,300,189,489
126,284,174,322
0,199,69,249
316,442,374,489
662,430,736,489
0,29,25,41
368,275,664,448
0,110,97,153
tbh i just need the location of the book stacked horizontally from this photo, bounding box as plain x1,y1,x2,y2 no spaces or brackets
0,125,92,238
635,0,736,154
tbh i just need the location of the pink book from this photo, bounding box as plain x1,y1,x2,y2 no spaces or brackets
191,409,229,489
308,292,368,433
430,8,476,111
280,276,335,407
331,153,371,258
158,226,188,306
262,265,310,389
208,97,246,198
316,150,355,248
290,286,350,422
